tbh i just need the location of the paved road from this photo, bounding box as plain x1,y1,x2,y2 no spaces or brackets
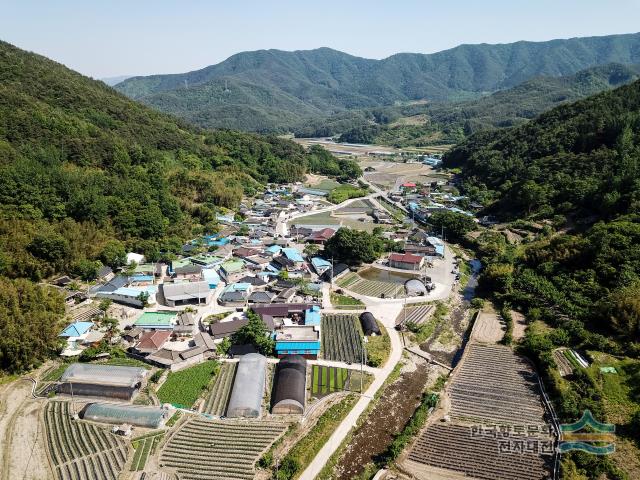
298,301,404,480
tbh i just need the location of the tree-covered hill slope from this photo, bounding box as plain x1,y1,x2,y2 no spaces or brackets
114,33,640,132
444,79,640,479
336,63,640,146
0,40,360,373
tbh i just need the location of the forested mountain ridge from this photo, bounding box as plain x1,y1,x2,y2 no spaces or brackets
337,63,640,146
0,40,358,372
443,79,640,478
114,33,640,132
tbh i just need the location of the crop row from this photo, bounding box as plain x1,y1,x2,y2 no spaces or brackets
130,433,164,471
347,278,403,298
321,314,364,363
202,362,236,415
311,366,348,396
159,418,286,480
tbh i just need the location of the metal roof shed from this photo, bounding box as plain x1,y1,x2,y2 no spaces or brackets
82,402,167,428
59,363,147,400
226,353,266,418
271,355,306,415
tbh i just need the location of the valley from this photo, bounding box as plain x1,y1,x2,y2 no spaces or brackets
1,9,640,480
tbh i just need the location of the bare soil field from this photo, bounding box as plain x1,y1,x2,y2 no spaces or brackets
471,307,505,344
0,377,53,480
328,358,436,479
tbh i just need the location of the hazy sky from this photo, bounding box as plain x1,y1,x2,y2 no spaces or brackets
2,0,639,78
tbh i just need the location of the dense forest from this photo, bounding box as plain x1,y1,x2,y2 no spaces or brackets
0,40,359,373
115,33,640,132
445,79,640,479
336,63,640,147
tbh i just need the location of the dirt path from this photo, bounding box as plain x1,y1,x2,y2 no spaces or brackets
329,359,434,479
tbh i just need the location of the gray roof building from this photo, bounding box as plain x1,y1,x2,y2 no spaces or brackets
161,281,213,307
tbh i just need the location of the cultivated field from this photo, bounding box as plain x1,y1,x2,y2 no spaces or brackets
403,343,554,480
43,401,129,480
343,277,404,298
310,365,348,397
130,431,164,471
157,360,219,409
160,417,286,480
407,423,553,480
395,304,435,328
321,314,364,363
449,344,547,425
201,362,237,416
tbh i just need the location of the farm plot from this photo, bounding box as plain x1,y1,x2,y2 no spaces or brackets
160,417,286,480
396,304,435,328
130,431,164,471
449,343,548,425
321,314,364,363
202,362,237,415
43,401,128,480
311,365,348,397
407,423,553,480
346,278,404,298
157,360,219,409
336,272,360,289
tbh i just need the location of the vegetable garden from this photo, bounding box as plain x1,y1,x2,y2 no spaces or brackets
321,314,364,363
311,365,348,397
337,273,404,298
130,431,164,471
157,360,219,408
159,417,286,480
202,362,237,415
43,401,128,480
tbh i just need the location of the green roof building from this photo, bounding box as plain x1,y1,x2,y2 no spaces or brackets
134,311,177,330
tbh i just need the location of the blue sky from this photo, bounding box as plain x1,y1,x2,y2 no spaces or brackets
1,0,639,78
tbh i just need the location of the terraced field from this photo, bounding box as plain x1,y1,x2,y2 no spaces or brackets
405,343,554,480
160,417,286,480
408,423,553,480
130,431,164,471
339,275,404,298
322,314,364,363
396,305,434,327
43,401,129,480
202,362,237,416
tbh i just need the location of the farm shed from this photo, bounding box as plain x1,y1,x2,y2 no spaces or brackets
58,364,147,400
82,402,168,428
271,355,307,414
359,312,381,336
226,353,266,418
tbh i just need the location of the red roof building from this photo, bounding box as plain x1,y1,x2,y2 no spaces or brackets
135,331,171,354
401,182,417,189
388,252,425,271
305,228,336,245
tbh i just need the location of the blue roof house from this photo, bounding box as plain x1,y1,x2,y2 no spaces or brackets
304,306,321,326
282,248,304,264
202,268,221,289
60,322,94,338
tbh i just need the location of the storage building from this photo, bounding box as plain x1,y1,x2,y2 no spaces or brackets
58,364,147,400
271,355,306,414
82,402,169,428
226,353,266,418
359,312,381,336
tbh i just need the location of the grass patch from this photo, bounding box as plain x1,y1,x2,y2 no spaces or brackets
165,411,182,427
365,323,391,367
276,394,359,479
101,357,152,369
157,361,219,408
42,364,68,382
327,185,369,204
407,301,448,343
330,292,364,307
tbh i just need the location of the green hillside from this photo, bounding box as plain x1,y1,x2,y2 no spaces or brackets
115,33,640,132
0,40,357,373
337,63,640,146
444,80,640,479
